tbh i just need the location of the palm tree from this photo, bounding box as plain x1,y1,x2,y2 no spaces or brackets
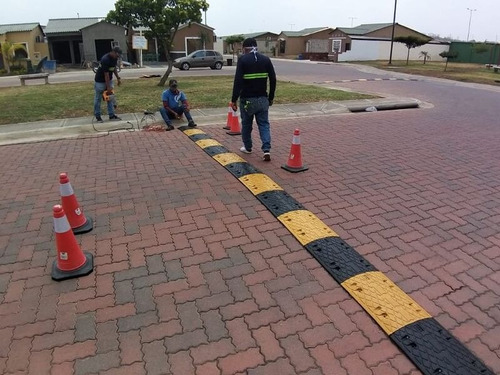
1,41,27,74
419,51,430,64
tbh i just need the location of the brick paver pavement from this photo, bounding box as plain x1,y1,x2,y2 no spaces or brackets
0,102,499,374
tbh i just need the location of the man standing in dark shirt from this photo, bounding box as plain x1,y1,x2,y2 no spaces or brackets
94,46,122,122
231,38,276,161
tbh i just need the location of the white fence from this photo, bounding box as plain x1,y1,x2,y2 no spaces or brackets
338,38,449,62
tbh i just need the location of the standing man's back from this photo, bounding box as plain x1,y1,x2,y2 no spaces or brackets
231,38,276,161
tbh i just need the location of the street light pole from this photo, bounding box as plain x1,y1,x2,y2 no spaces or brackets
388,0,398,65
466,8,477,42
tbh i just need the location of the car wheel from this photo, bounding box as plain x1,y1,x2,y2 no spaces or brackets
181,62,190,70
214,61,223,70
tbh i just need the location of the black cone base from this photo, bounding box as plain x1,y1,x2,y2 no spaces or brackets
72,217,93,235
281,164,309,173
51,252,94,281
226,131,241,135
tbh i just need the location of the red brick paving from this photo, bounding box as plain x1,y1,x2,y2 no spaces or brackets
0,99,499,375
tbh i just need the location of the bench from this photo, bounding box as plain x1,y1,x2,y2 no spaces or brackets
19,73,50,86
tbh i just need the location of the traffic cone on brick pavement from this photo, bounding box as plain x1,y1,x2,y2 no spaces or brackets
59,172,93,234
281,129,309,173
223,102,232,130
226,107,241,135
51,205,94,281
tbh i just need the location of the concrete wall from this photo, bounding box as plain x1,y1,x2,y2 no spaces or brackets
338,39,449,62
171,24,214,56
82,22,127,62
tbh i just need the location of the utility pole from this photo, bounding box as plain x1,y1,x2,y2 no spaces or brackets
466,8,477,42
388,0,398,65
289,24,295,30
348,17,357,27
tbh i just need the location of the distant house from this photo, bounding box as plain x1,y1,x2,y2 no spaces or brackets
0,23,49,70
330,23,448,62
45,18,127,65
136,22,215,61
276,27,334,58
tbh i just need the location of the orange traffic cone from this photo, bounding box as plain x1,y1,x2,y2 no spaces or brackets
226,108,241,135
223,102,232,130
51,205,94,281
59,173,93,234
282,129,308,173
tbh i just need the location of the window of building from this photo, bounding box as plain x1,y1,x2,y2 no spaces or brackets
346,42,351,51
14,42,28,59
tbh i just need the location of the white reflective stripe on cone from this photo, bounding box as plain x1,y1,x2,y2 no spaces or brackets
292,135,301,144
54,215,71,233
60,182,74,197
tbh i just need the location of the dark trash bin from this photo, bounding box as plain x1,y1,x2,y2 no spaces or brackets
227,58,233,66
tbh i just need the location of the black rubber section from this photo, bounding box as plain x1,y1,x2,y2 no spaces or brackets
305,237,377,284
225,162,261,178
203,145,230,156
391,318,494,375
349,102,419,112
189,133,213,142
256,190,305,217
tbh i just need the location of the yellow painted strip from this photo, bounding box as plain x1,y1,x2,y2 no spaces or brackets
342,271,431,335
238,173,283,196
213,153,247,166
196,139,223,148
183,129,206,136
277,210,338,246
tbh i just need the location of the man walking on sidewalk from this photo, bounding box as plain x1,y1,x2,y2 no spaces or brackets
230,38,276,161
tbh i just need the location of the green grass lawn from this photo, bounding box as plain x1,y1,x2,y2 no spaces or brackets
0,76,374,125
353,60,500,85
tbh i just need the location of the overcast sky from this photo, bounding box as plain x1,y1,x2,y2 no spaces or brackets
2,0,499,42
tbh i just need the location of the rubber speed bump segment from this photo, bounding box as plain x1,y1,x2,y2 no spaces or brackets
342,271,431,335
392,318,493,375
239,174,283,195
305,237,377,284
178,126,494,375
277,210,338,246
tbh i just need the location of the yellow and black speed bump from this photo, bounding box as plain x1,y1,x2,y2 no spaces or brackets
305,237,377,283
177,126,494,375
256,190,305,217
392,318,492,375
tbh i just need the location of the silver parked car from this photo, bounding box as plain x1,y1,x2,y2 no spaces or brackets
173,50,224,70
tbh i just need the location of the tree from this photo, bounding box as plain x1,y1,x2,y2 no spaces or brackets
107,0,209,86
224,34,245,61
419,51,430,64
1,41,27,74
439,50,458,72
394,36,430,65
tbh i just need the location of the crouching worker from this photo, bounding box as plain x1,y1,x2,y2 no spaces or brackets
160,79,197,131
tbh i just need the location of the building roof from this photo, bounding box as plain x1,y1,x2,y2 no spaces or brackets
0,23,40,35
241,31,278,39
45,18,101,34
281,27,331,37
337,23,394,35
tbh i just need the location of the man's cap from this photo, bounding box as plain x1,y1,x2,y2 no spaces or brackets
112,46,123,55
242,38,257,48
169,79,178,87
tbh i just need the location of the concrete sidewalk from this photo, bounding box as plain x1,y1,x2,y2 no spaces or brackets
0,97,421,146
